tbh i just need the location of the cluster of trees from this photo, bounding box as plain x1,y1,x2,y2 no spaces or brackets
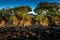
34,2,60,27
0,2,60,27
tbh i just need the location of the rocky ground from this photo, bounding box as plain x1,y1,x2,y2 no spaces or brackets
0,26,60,40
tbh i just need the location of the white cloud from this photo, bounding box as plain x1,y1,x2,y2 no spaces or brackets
28,11,37,15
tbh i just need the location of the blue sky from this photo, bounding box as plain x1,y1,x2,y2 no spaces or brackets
0,0,60,10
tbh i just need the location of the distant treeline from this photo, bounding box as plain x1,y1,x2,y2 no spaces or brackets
0,2,60,27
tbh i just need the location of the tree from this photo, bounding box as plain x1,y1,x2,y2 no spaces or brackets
34,2,60,27
13,6,32,26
